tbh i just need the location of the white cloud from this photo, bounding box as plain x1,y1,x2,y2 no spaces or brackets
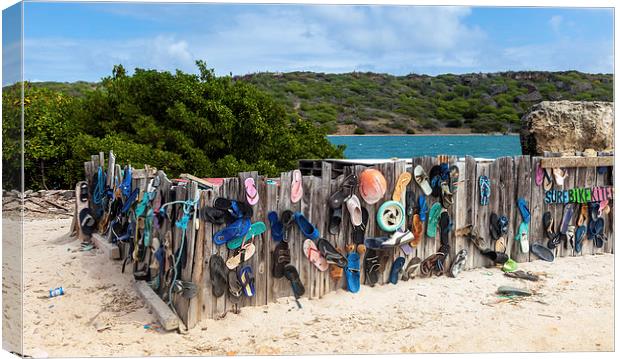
549,15,563,33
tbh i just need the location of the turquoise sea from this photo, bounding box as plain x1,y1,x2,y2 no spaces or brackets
328,135,522,159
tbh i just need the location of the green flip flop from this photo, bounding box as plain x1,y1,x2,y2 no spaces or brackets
426,203,443,238
227,221,267,250
501,258,518,273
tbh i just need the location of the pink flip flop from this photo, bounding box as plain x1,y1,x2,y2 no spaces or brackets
303,239,328,272
291,170,303,203
535,163,544,186
244,178,259,206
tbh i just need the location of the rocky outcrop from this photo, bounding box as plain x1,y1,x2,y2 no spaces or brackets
520,101,614,155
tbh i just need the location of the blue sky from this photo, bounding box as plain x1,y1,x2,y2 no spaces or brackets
3,2,615,84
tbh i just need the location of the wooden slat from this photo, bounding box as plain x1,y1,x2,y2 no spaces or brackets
264,178,278,304
529,157,546,259
200,188,214,320
511,156,532,263
540,156,614,169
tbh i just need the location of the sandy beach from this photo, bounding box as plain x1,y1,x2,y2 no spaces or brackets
6,217,614,356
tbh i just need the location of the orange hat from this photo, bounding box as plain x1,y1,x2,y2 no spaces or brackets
359,168,387,204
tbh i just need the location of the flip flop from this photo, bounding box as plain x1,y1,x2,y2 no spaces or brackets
381,229,415,247
244,177,259,206
574,225,586,253
559,204,575,235
392,172,412,202
504,270,539,281
328,207,343,235
440,182,454,209
495,236,507,253
489,213,500,241
449,165,460,193
514,221,529,254
303,239,328,271
566,225,576,249
201,206,232,225
329,174,358,209
497,286,531,297
552,168,568,187
317,237,348,268
265,211,283,241
79,181,89,202
517,197,530,224
238,266,255,297
364,237,388,250
228,270,243,303
481,249,509,264
501,258,518,273
283,264,305,299
291,169,303,204
479,175,490,206
351,207,369,245
543,211,558,244
272,241,291,278
389,257,406,284
543,168,554,191
226,243,256,270
413,165,432,196
377,200,406,232
294,212,319,240
426,203,442,238
209,254,227,298
227,221,266,249
345,251,361,293
213,218,251,245
406,189,416,218
346,194,363,226
448,249,467,277
411,214,423,247
531,243,555,262
364,248,380,286
214,198,253,219
402,256,422,281
535,163,544,186
418,194,428,222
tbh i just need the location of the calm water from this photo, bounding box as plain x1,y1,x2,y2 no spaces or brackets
328,135,522,159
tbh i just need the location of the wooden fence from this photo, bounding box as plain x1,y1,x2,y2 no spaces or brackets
83,153,614,329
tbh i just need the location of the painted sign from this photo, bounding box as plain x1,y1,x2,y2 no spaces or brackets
544,186,614,204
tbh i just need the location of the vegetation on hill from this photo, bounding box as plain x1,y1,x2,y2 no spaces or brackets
238,71,613,134
2,62,343,190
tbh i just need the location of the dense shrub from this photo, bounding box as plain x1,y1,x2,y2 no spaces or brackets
2,62,344,190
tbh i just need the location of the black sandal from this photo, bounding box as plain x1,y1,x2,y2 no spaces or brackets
317,238,348,268
363,248,380,286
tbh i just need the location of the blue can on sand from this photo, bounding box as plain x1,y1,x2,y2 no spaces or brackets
49,287,64,297
328,135,522,159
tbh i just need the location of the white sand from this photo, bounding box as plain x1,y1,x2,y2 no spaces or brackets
8,218,615,356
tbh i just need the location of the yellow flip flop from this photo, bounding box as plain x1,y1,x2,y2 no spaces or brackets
392,172,412,202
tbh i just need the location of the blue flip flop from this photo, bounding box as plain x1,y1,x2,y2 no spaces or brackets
418,194,428,222
575,225,586,253
389,257,406,284
238,266,255,297
213,218,251,245
518,198,531,224
345,252,360,293
268,211,284,242
294,212,319,240
479,176,490,206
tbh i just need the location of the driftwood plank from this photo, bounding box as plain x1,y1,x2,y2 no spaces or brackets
540,156,614,169
529,157,546,259
511,156,531,263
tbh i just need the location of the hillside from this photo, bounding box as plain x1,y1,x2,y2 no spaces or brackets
25,70,613,134
238,71,613,134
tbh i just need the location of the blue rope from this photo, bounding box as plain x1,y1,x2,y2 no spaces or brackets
159,198,198,308
120,167,132,198
93,167,106,206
